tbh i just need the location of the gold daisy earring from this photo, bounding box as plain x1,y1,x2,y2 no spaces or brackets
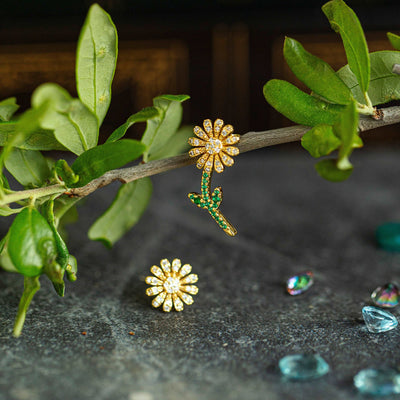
188,119,240,237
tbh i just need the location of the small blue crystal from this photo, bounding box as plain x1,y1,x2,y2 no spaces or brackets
376,222,400,251
279,354,329,380
354,368,400,396
362,306,398,333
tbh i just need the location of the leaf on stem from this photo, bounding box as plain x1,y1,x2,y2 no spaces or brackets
263,79,345,126
76,3,118,126
8,207,57,277
32,83,98,155
337,51,400,105
315,159,353,182
106,107,159,143
88,177,152,247
283,37,352,105
301,124,341,158
387,32,400,51
71,139,146,187
322,0,370,94
5,148,51,187
0,97,19,121
141,94,190,161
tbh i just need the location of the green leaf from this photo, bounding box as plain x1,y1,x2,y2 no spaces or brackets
149,125,193,160
263,79,345,126
315,159,353,182
141,94,190,161
106,107,159,143
32,83,98,155
5,148,51,187
8,207,57,277
388,32,400,50
71,139,146,187
301,124,341,158
0,98,19,121
283,37,352,105
55,159,79,186
76,3,118,126
337,51,400,106
322,0,370,94
333,100,359,170
66,255,78,282
88,177,152,247
0,206,24,216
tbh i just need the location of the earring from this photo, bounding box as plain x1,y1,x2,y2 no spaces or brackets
188,119,240,237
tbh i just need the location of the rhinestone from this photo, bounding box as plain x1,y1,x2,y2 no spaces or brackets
362,306,398,333
179,264,192,277
203,119,213,134
163,277,181,293
214,119,224,134
205,138,223,154
224,146,239,156
221,125,233,137
279,354,330,380
194,126,209,141
152,292,167,308
371,283,400,308
181,274,198,284
150,266,165,280
221,153,234,166
160,259,171,273
173,293,184,311
163,294,173,312
172,258,181,273
145,276,163,286
224,134,240,145
146,286,163,296
196,153,209,169
286,271,314,295
181,285,199,295
354,368,400,396
179,292,194,305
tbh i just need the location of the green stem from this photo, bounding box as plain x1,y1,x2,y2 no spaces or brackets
13,276,41,338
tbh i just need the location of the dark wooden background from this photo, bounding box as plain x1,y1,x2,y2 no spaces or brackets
0,0,399,144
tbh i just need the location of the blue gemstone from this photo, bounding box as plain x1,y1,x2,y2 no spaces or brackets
362,306,398,333
354,368,400,396
279,354,329,380
376,222,400,251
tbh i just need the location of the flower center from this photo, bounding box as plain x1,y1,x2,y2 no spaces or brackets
205,138,223,154
163,277,181,293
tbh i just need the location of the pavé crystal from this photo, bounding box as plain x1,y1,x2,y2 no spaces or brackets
163,277,181,293
354,368,400,396
371,283,400,308
286,272,314,295
362,306,398,333
279,354,329,380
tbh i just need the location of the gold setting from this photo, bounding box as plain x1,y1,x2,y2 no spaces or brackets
146,258,198,312
188,119,240,236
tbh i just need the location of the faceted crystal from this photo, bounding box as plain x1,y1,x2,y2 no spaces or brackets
286,272,314,295
371,283,400,308
205,138,223,154
362,306,398,333
376,222,400,251
163,277,180,293
279,354,329,380
354,368,400,396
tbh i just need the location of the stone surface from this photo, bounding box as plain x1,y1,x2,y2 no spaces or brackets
279,354,329,380
1,150,400,400
362,306,398,333
354,368,400,396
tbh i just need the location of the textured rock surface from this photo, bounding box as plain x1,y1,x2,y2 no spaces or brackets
1,149,400,400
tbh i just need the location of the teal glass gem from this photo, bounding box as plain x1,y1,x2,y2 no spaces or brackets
354,368,400,396
371,283,400,308
362,306,398,333
279,354,329,380
286,271,313,295
376,222,400,251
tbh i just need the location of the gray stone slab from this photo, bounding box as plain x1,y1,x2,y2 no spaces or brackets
1,149,400,400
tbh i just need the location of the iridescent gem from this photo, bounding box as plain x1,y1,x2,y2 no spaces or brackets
354,368,400,396
286,272,314,295
362,306,398,333
371,283,400,308
376,222,400,251
279,354,329,380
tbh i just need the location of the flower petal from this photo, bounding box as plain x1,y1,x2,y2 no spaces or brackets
150,265,165,280
173,293,184,311
160,259,171,274
214,154,224,173
181,285,199,295
171,258,181,274
220,124,234,138
152,291,167,308
204,154,214,174
188,137,206,147
178,291,194,305
145,276,163,286
146,286,164,296
163,293,173,312
179,264,192,277
194,126,209,141
213,119,224,136
224,146,239,156
203,119,213,137
224,134,240,145
220,152,234,167
180,274,198,284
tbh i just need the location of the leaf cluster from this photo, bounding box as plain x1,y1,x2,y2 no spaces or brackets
263,0,400,181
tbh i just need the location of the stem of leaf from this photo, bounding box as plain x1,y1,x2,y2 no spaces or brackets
13,276,41,337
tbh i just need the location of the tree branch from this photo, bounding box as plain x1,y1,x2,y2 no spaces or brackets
2,106,400,206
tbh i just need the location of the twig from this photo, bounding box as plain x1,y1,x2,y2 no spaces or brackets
2,106,400,206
